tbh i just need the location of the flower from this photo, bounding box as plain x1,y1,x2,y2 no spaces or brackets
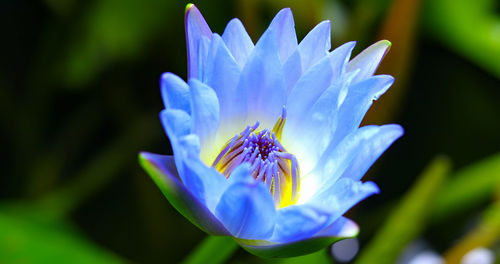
139,4,403,258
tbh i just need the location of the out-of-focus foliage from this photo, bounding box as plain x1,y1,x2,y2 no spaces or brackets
0,204,123,263
424,0,500,78
356,156,451,264
1,0,499,262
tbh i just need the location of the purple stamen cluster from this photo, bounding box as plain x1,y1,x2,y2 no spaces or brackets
212,122,299,205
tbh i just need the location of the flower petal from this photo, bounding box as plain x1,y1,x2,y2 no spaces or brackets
270,205,330,243
314,216,359,238
235,215,357,258
331,74,395,148
340,124,403,181
299,125,397,201
238,29,286,128
185,4,212,79
138,152,229,235
306,178,380,224
203,34,246,138
267,8,297,63
188,79,220,162
347,40,391,84
222,18,254,68
283,20,331,92
178,135,230,212
160,73,191,113
215,165,277,240
285,41,356,137
159,109,192,176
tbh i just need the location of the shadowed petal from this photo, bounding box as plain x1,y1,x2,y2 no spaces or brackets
185,4,212,79
215,166,277,240
347,40,391,84
222,18,254,68
139,152,229,235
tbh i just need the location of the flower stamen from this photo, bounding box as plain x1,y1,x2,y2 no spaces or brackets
212,109,300,208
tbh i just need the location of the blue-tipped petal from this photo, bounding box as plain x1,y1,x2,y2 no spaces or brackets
203,34,246,137
347,40,391,84
270,205,330,243
185,4,212,79
222,18,254,68
340,124,404,181
283,20,331,92
215,166,277,240
188,79,220,157
238,29,286,128
138,152,230,235
160,73,191,113
267,8,297,63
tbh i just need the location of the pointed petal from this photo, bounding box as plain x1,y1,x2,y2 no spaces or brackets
307,178,379,222
283,20,331,92
299,125,396,200
215,166,276,240
270,205,330,243
267,8,297,63
331,74,394,148
238,29,286,128
188,79,220,159
222,18,254,68
139,152,229,235
340,124,403,180
286,55,334,131
203,34,246,137
160,73,191,113
285,42,355,134
185,4,212,79
347,40,391,83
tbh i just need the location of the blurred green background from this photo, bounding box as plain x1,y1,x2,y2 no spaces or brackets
1,0,499,263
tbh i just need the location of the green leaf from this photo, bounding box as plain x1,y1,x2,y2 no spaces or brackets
355,156,451,264
431,152,500,223
181,235,238,264
0,204,124,263
424,0,500,78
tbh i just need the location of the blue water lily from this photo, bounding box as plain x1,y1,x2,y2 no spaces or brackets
139,4,403,258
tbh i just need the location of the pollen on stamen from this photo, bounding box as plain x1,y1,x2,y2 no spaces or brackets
212,108,300,208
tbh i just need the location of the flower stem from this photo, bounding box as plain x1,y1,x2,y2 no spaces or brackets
181,236,239,264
